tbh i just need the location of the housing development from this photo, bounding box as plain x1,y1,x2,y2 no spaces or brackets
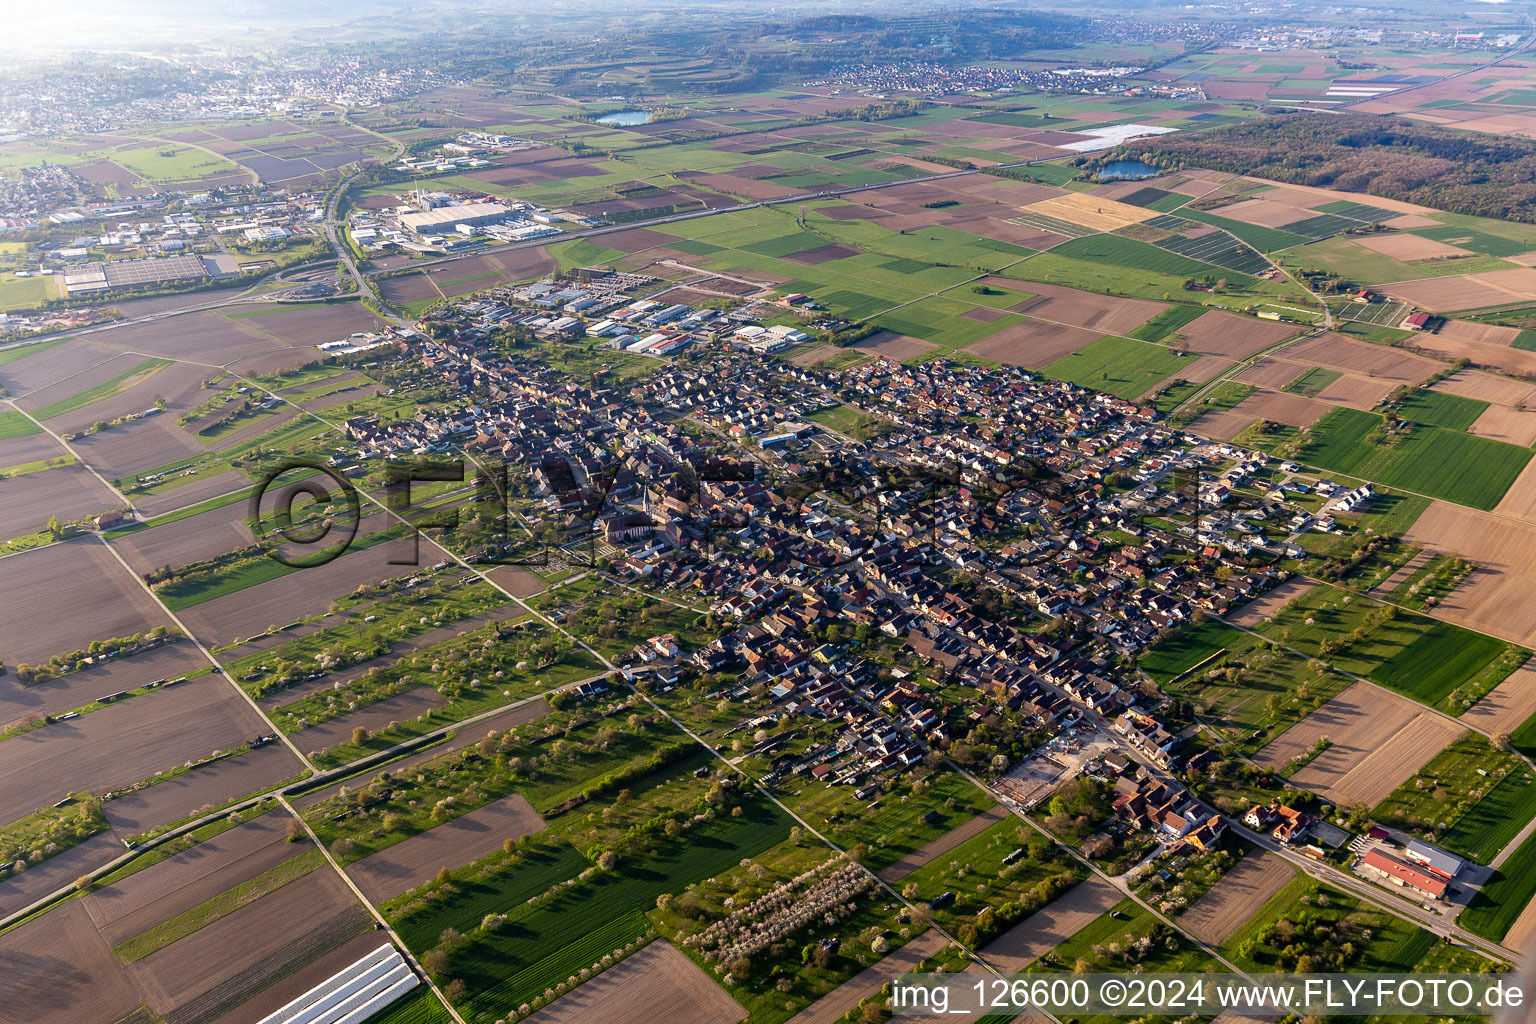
7,1,1536,1023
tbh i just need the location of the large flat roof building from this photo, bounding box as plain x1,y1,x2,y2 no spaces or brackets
399,202,511,236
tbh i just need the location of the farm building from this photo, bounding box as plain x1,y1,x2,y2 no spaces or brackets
1404,839,1465,879
1360,849,1447,900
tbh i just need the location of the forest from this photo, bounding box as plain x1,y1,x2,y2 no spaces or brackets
1126,112,1536,222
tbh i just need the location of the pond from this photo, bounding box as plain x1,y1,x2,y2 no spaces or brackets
1095,158,1163,181
594,110,651,126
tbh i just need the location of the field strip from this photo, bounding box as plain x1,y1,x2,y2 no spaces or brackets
112,848,324,963
979,875,1122,971
1368,550,1431,597
877,805,1009,882
1178,852,1295,945
785,929,949,1024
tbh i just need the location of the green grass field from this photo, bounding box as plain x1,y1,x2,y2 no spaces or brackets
1297,406,1532,511
0,411,42,440
1129,303,1206,342
1393,390,1488,431
1041,335,1198,399
0,273,51,311
1050,233,1259,282
1247,582,1526,711
434,801,791,1021
1461,829,1536,940
1221,876,1442,974
1284,367,1340,396
1142,617,1354,751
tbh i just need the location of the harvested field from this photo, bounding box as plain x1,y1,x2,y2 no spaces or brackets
112,501,255,575
1179,852,1295,945
964,319,1102,368
1188,408,1257,441
0,642,205,731
849,331,935,362
1236,356,1312,389
130,468,251,518
1386,214,1444,230
1354,233,1473,261
1209,198,1310,229
1292,712,1460,807
0,899,141,1024
1462,660,1536,736
877,806,1010,883
591,228,676,253
1380,269,1536,313
1405,332,1536,377
378,273,438,305
1223,391,1329,429
1498,458,1536,523
1282,332,1438,383
292,687,450,756
1260,682,1459,805
83,813,298,945
1004,282,1163,336
0,338,118,395
1242,178,1431,215
785,930,949,1024
787,344,839,367
483,564,549,599
1176,310,1300,359
347,792,546,903
227,303,383,348
0,427,69,468
127,866,370,1021
293,696,552,810
0,539,175,666
1226,579,1316,627
51,361,210,435
102,742,304,835
70,414,206,480
1257,680,1409,769
523,940,745,1024
981,876,1121,972
1407,501,1536,645
1315,373,1396,410
1434,370,1536,408
172,520,418,646
84,312,288,364
1023,193,1151,232
1469,405,1536,447
1437,319,1523,346
14,350,146,409
0,464,122,537
786,243,860,265
0,832,123,918
1181,354,1237,384
0,675,271,827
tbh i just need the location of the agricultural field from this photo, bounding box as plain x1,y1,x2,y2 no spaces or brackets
1370,733,1536,863
15,28,1536,1024
1243,581,1529,712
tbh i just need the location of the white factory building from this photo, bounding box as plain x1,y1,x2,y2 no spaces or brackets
399,202,511,236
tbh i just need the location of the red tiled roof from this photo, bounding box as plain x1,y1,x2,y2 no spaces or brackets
1362,849,1446,897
